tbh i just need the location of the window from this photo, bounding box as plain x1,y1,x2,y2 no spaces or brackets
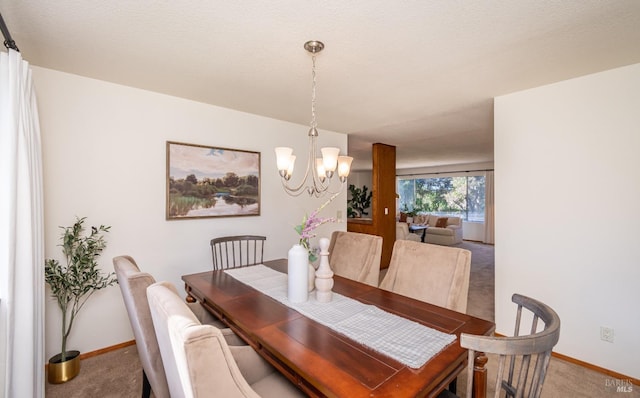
397,175,486,222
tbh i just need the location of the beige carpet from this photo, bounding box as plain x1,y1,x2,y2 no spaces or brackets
45,344,144,398
46,241,638,397
455,240,495,323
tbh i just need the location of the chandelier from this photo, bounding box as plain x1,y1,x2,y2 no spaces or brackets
275,40,353,197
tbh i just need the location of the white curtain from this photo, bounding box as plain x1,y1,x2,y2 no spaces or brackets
483,170,495,244
0,49,45,398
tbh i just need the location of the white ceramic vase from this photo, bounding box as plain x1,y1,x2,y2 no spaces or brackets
314,237,334,303
308,263,316,292
287,244,309,303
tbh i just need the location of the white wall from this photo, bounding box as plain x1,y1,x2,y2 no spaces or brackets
460,222,484,242
348,170,372,191
495,63,640,378
347,171,373,217
33,67,348,360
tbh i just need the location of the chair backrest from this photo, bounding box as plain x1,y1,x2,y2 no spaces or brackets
147,281,261,398
113,255,170,398
210,235,266,270
460,294,561,398
396,222,409,240
327,231,382,286
379,240,471,313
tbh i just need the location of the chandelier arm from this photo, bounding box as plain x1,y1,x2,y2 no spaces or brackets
279,135,316,196
279,179,307,197
309,132,331,191
310,180,347,198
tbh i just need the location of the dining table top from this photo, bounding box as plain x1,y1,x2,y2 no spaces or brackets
182,259,495,398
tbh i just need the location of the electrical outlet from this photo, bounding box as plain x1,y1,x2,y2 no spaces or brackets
600,326,614,343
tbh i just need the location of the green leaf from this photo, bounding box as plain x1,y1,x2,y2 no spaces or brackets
44,217,117,355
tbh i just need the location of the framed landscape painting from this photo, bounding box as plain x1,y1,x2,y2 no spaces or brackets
166,141,260,219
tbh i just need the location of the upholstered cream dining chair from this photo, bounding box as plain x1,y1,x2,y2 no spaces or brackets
147,281,305,398
328,230,383,287
113,255,244,398
379,240,471,313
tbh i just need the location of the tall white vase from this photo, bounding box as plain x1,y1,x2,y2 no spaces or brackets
287,244,309,303
308,263,316,292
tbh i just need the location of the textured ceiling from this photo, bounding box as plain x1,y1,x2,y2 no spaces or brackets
2,1,640,170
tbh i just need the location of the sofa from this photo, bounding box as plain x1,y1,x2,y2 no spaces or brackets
402,214,463,246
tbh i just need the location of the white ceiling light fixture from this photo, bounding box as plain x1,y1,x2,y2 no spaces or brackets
275,40,353,197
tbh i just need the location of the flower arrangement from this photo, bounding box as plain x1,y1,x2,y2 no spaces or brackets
294,192,339,262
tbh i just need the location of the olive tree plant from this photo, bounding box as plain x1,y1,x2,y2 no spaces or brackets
44,217,117,361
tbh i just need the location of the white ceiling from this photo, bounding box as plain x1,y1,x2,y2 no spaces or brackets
2,1,640,170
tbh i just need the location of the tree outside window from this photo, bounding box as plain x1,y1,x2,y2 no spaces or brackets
397,175,485,222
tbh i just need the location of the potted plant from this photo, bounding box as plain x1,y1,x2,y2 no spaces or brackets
347,184,373,218
44,217,117,383
400,203,417,221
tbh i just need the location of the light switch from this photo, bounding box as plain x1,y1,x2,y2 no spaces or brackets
384,207,389,215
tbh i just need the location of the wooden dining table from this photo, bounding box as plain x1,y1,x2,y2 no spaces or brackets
182,259,495,398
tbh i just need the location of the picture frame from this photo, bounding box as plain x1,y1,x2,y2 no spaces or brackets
166,141,260,219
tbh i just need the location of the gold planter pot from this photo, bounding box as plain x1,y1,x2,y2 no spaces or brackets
48,350,80,384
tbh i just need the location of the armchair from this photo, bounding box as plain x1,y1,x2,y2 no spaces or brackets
396,222,421,242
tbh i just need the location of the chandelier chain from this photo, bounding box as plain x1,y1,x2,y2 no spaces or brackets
310,54,317,130
275,40,352,197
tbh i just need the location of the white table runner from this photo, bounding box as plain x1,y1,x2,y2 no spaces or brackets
225,264,456,369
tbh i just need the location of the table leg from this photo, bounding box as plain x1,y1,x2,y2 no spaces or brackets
472,352,488,398
184,283,197,303
421,228,427,242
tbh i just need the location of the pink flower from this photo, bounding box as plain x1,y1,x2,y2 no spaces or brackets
295,193,339,262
